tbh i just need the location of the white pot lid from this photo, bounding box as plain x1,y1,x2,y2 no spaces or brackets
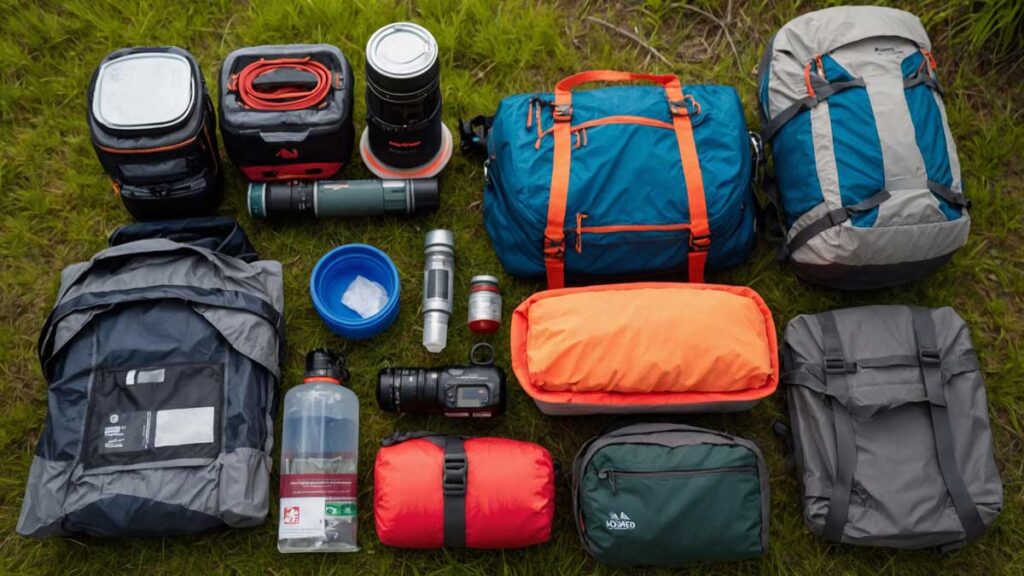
92,52,196,131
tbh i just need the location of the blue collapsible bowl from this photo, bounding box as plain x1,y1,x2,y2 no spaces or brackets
310,244,401,339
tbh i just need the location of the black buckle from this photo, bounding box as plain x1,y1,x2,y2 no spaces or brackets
553,104,572,122
443,453,467,496
689,233,711,252
919,347,941,366
824,355,849,375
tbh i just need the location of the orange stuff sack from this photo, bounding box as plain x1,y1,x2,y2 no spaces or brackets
511,282,778,414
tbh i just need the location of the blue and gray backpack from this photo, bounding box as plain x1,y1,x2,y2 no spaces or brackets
758,6,969,289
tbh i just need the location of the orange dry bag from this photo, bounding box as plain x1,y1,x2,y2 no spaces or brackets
374,432,555,549
511,282,778,414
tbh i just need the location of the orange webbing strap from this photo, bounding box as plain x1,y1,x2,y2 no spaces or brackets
542,70,709,287
543,85,573,288
665,83,709,283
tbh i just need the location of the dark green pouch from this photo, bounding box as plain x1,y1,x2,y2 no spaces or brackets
572,423,769,566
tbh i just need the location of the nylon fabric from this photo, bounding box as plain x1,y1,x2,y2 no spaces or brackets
374,436,554,549
759,6,969,288
783,305,1002,549
511,282,778,414
484,77,754,282
573,423,769,566
16,220,282,539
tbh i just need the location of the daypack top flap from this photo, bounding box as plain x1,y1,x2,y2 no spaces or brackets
784,305,976,418
762,6,932,120
772,6,930,65
109,217,259,262
43,236,284,380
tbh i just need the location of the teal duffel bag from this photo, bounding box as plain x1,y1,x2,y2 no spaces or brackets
479,70,756,289
572,423,769,566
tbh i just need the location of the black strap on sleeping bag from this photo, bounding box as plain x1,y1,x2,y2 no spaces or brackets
443,436,468,548
910,307,986,547
819,311,858,543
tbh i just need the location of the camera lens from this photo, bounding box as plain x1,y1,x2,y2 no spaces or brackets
376,367,441,413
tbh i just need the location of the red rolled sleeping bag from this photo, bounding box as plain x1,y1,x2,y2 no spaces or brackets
374,432,555,549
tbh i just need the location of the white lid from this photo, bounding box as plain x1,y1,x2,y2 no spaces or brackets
92,53,196,131
366,22,438,79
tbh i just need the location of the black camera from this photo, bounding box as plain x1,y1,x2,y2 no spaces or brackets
376,343,506,417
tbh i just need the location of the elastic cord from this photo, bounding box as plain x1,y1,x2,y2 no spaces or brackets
234,57,332,111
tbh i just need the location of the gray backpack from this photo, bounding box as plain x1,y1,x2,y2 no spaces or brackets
17,218,283,538
758,7,970,289
782,305,1001,550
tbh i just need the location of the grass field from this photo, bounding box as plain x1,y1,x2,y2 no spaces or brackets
1,0,1022,574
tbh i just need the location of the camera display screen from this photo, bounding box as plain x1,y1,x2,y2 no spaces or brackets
455,386,490,408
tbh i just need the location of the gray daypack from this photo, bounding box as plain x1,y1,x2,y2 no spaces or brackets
17,217,284,538
782,305,1002,550
758,7,970,289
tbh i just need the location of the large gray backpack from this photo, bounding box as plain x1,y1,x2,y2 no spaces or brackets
758,7,970,289
782,305,1001,550
17,218,283,538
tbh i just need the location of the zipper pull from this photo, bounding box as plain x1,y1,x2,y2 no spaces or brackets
575,213,588,254
598,468,617,495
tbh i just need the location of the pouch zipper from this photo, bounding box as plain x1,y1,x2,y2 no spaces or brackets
573,212,690,253
597,465,757,495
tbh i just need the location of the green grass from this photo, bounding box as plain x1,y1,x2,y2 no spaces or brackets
1,0,1022,574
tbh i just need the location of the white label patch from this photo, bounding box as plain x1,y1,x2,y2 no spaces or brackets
606,512,636,531
278,497,327,540
154,406,215,447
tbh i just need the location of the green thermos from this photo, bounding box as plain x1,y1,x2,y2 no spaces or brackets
248,178,439,219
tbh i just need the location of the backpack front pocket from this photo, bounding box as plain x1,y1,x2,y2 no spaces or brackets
82,362,223,471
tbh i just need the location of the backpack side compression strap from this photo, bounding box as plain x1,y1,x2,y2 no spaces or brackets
910,307,986,547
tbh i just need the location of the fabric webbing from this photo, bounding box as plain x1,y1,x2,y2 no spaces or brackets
910,306,986,544
819,312,857,543
904,66,943,95
542,71,709,288
928,180,969,209
788,190,891,253
760,77,866,141
442,436,468,548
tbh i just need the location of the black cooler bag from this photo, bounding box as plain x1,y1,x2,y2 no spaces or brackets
219,44,354,181
88,46,222,220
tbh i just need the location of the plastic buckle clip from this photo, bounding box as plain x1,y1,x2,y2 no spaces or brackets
669,99,690,117
443,453,467,496
919,347,941,366
824,355,849,375
689,233,711,252
543,237,565,259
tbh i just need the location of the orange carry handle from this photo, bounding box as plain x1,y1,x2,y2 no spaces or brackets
543,70,709,289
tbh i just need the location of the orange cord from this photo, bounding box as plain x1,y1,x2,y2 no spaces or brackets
235,57,332,111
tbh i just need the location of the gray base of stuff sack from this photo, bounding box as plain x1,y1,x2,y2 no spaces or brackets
572,423,769,566
782,305,1002,550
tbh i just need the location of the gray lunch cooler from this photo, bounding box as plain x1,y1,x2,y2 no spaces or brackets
782,305,1002,550
17,217,284,538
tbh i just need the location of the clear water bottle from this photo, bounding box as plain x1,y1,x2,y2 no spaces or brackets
277,349,359,553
